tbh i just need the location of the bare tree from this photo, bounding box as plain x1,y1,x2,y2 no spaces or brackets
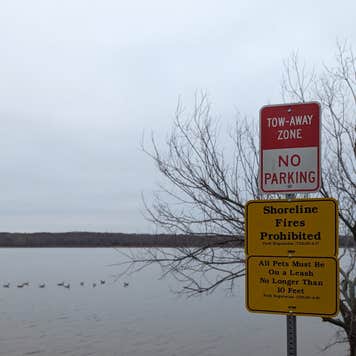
282,42,356,355
132,93,256,294
124,42,355,354
282,44,355,240
143,93,260,236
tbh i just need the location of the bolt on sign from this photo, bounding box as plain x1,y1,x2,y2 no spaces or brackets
260,102,320,193
246,256,339,316
245,198,338,257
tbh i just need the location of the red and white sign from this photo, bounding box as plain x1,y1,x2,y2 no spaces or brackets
260,102,320,193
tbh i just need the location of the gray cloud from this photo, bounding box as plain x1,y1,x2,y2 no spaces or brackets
0,0,355,232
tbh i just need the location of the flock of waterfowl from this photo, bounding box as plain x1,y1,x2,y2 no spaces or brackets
2,280,129,289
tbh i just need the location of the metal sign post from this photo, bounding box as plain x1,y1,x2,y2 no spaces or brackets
286,193,297,356
287,314,297,356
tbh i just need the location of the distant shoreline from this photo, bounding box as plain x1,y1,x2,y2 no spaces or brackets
0,232,351,248
0,232,244,248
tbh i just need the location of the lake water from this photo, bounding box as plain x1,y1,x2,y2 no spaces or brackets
0,248,347,356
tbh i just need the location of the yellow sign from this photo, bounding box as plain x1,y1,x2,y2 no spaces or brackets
245,198,338,257
246,256,339,316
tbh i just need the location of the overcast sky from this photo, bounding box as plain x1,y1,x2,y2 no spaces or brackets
1,0,355,233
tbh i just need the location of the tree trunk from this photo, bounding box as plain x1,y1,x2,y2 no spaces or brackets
349,333,356,356
336,302,356,356
346,314,356,356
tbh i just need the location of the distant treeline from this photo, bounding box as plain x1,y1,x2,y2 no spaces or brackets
0,232,244,248
0,232,351,248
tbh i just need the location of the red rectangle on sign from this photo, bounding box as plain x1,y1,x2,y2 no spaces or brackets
260,102,320,149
